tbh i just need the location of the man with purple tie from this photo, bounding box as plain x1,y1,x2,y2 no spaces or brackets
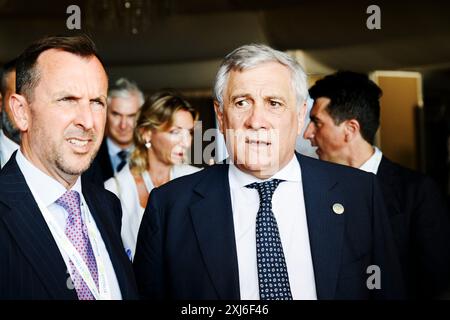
0,35,138,299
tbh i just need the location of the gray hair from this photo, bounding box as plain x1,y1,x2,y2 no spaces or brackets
213,44,308,111
108,77,145,106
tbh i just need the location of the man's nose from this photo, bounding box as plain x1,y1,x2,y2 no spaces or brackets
244,102,269,130
303,121,314,140
76,101,94,130
119,116,128,130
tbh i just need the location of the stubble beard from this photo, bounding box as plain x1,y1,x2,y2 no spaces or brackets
54,149,97,177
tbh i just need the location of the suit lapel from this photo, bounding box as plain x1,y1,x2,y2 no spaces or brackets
184,155,346,300
189,165,241,299
297,154,345,300
99,138,114,180
0,158,76,299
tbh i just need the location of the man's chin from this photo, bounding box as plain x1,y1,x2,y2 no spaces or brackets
235,161,280,179
58,154,95,176
60,164,91,176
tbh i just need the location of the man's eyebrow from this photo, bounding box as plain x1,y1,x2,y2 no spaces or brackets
54,91,79,98
265,95,285,101
230,93,250,101
91,95,107,102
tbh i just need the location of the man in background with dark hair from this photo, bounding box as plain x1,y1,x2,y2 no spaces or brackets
304,71,450,298
0,35,137,299
0,59,20,168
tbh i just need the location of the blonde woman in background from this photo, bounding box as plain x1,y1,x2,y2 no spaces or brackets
105,91,200,260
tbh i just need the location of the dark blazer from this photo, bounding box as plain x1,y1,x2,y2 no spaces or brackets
133,153,405,300
0,154,139,300
85,138,114,183
377,156,450,298
81,159,106,187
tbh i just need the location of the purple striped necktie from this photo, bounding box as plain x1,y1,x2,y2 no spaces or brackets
56,190,99,300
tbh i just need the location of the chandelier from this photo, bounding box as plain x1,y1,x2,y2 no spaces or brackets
85,0,172,35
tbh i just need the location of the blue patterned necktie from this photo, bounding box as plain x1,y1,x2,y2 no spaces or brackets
245,179,293,300
56,190,98,300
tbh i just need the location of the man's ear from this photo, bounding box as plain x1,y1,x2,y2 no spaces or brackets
297,101,308,135
9,93,29,132
214,101,225,135
344,119,360,142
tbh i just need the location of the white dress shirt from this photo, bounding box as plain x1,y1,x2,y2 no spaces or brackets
107,138,132,174
229,155,317,300
15,150,122,299
0,130,19,168
105,164,201,261
359,146,383,174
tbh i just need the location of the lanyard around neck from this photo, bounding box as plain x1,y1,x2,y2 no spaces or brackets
27,184,112,300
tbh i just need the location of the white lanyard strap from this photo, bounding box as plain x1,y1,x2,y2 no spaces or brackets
82,202,112,299
28,185,111,300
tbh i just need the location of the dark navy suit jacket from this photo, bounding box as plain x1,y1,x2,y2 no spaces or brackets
377,156,450,298
0,154,138,299
84,138,114,184
133,153,405,300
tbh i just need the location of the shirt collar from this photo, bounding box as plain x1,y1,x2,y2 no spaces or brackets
229,154,301,190
0,130,19,166
0,130,19,151
359,146,383,174
15,149,82,207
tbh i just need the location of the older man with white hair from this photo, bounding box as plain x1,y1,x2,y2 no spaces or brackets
133,44,405,300
89,78,144,182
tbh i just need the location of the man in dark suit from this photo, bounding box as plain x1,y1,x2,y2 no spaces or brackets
86,78,144,182
133,44,405,300
304,71,450,298
0,35,138,299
